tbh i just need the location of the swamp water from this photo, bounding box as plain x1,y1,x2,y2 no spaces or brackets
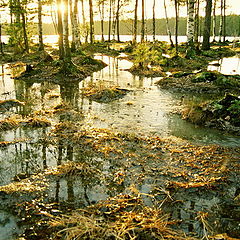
0,55,239,239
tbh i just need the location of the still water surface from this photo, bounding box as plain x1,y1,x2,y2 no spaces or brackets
0,53,240,239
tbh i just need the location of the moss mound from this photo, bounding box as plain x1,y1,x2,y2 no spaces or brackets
83,84,129,103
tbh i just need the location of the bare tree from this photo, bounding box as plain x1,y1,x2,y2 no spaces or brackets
89,0,94,44
202,0,213,50
38,0,44,51
152,0,156,42
141,0,144,42
132,0,138,44
163,0,174,47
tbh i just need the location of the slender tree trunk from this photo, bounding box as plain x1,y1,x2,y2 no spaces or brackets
186,0,195,58
89,0,94,44
108,0,112,41
141,0,145,42
219,0,223,42
133,0,138,44
100,0,105,42
63,0,71,60
212,0,216,42
187,0,195,45
163,0,174,47
112,0,116,40
81,0,88,43
74,0,81,47
21,9,29,53
194,0,200,44
70,0,81,51
174,0,178,54
38,0,44,51
69,0,76,51
0,21,3,55
152,0,156,42
223,0,226,42
202,0,213,50
57,0,64,59
116,0,120,42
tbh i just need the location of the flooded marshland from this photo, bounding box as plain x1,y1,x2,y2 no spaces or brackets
0,55,239,239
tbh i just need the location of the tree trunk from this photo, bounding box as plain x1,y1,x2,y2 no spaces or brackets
89,0,94,44
21,9,29,53
108,0,112,41
186,0,195,58
81,0,88,43
38,0,44,51
133,0,138,44
219,0,223,42
152,0,156,42
194,0,200,44
116,0,120,42
202,0,212,50
0,22,3,55
174,0,178,54
70,0,81,51
112,0,116,40
69,0,76,51
57,0,64,59
212,0,216,42
141,0,144,42
63,0,71,60
163,0,174,47
187,0,195,45
100,0,105,42
223,0,226,42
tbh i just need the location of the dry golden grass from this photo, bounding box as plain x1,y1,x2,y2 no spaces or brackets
0,174,47,193
45,161,100,177
50,192,196,240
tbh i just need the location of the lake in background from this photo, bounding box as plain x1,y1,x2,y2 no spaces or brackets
1,35,240,46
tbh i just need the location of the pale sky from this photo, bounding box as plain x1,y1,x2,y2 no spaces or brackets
0,0,239,24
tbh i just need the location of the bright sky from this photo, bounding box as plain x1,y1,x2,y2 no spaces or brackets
0,0,239,24
137,0,240,19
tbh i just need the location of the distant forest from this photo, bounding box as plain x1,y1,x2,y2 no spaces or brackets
3,14,239,37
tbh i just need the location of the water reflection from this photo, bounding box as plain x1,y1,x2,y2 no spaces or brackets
0,210,21,240
208,55,240,75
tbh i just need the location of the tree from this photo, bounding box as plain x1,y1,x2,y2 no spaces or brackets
116,0,120,42
174,0,179,54
98,0,105,42
63,0,71,60
194,0,200,44
202,0,213,50
212,0,216,42
38,0,44,51
141,0,144,42
70,0,81,51
186,0,195,58
163,0,174,47
152,0,156,42
132,0,138,44
187,0,195,45
108,0,112,41
89,0,94,43
57,0,64,59
219,0,223,41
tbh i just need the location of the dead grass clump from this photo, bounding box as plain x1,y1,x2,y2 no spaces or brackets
0,99,25,111
22,117,52,128
0,117,19,131
45,161,100,177
0,174,47,193
82,83,129,103
50,193,195,240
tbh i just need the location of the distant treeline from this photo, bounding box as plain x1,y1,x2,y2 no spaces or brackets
2,15,240,37
93,15,240,36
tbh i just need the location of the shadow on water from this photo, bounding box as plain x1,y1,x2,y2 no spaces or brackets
0,55,239,238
